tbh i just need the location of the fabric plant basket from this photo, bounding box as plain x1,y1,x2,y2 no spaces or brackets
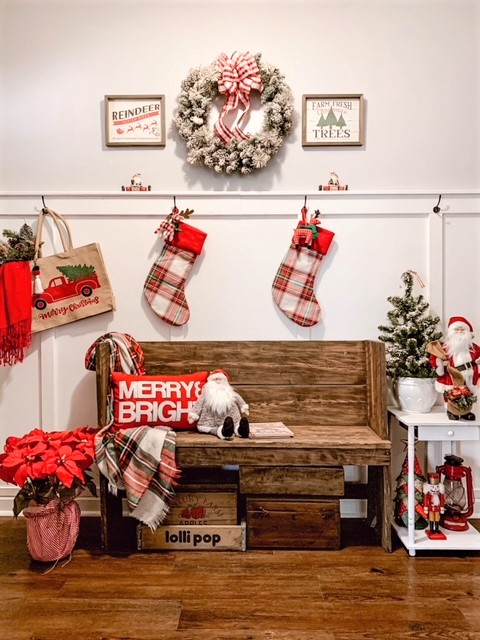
23,498,81,562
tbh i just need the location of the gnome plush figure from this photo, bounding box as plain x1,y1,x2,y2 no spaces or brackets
188,370,250,440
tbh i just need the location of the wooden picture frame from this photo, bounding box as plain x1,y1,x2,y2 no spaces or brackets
302,94,364,147
104,94,166,147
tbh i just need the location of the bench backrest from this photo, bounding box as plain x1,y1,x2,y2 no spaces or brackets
127,340,387,439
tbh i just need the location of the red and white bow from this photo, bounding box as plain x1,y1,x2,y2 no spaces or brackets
156,207,184,243
214,51,264,144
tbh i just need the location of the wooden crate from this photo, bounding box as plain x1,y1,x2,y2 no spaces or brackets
163,491,238,525
138,522,246,551
240,466,344,496
246,498,340,550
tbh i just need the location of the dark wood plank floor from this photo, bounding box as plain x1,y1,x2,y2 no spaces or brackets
1,517,480,640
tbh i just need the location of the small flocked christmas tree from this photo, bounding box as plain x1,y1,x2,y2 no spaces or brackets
378,270,442,379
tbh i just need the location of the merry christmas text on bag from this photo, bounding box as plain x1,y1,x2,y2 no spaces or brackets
31,208,115,333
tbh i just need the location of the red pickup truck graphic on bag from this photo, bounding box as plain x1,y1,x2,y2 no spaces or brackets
32,265,101,310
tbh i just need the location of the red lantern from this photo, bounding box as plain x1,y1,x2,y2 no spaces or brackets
436,454,475,532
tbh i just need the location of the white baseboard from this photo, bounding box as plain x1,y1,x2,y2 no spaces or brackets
1,488,479,521
0,490,367,519
0,489,100,517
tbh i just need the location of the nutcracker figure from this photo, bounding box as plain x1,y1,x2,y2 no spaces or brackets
423,472,447,540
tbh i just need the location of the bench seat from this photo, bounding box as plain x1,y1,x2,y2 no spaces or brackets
175,425,391,467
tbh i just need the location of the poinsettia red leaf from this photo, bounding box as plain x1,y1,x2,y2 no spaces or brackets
82,453,94,467
43,459,58,475
0,454,16,483
4,436,23,452
1,453,24,468
55,465,75,488
53,444,70,456
13,465,29,489
69,450,89,463
63,459,85,482
21,429,48,446
29,460,47,479
29,441,47,456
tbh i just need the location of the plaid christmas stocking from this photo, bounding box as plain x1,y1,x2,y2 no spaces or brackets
272,208,334,327
144,210,207,326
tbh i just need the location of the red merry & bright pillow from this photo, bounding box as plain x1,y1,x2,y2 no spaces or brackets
111,371,208,431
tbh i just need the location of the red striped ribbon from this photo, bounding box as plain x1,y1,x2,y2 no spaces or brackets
214,52,263,144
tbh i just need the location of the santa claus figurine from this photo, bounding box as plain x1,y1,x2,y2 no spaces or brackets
428,316,480,420
188,370,250,440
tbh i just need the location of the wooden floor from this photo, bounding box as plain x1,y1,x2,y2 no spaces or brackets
1,517,480,640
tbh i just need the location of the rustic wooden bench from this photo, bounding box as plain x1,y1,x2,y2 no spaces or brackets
95,340,392,553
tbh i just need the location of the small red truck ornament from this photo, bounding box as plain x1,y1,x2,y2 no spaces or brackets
32,274,101,310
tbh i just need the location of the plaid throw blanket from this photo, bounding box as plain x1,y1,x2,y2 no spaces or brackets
85,331,146,375
85,331,146,425
95,425,180,530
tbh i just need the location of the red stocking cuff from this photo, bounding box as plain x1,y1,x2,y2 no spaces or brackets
168,222,207,256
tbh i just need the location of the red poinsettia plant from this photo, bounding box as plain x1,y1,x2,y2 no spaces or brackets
0,426,97,517
443,386,477,411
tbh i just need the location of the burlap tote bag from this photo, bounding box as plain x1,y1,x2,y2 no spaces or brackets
31,208,115,332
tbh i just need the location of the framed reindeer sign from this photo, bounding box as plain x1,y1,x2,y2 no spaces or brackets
104,95,166,147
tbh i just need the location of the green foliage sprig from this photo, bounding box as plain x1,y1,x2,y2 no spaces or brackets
378,271,442,379
0,224,36,266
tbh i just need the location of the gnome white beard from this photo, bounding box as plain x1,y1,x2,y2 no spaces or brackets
445,329,472,367
203,379,236,415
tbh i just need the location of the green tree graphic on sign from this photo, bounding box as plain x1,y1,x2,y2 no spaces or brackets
325,107,338,129
317,114,327,128
337,113,347,129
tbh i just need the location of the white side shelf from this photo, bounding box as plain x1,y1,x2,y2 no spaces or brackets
392,522,480,553
389,406,480,556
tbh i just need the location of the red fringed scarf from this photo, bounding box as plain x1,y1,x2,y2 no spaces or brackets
0,261,32,366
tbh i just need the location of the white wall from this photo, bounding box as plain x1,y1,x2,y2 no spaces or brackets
1,0,480,516
0,0,478,191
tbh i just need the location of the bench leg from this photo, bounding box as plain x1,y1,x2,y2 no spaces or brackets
367,465,392,552
100,474,124,553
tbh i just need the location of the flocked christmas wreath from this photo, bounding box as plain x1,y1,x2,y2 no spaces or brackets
175,52,294,175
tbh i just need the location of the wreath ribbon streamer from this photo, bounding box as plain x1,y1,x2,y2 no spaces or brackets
214,51,264,144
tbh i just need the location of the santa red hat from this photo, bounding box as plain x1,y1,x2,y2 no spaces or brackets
208,369,230,382
448,316,473,332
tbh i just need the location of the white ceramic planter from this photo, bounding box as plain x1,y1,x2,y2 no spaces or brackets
395,377,438,413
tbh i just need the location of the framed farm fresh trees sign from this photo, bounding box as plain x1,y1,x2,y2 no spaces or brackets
104,95,166,147
302,94,364,146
